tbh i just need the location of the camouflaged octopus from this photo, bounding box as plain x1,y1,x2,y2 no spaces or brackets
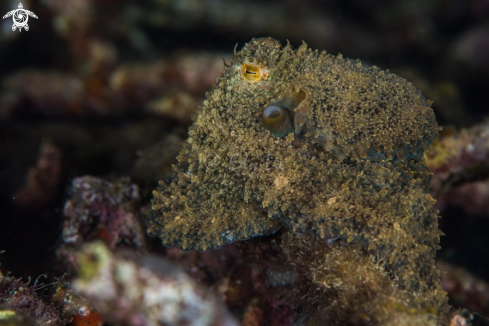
148,38,448,317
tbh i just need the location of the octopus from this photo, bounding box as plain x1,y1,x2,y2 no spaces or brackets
148,38,450,324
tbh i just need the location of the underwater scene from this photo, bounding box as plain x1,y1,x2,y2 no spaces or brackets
1,0,489,325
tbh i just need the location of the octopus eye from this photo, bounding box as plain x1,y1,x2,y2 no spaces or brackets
261,105,293,137
241,63,267,82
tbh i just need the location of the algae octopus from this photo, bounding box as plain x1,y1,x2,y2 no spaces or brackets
148,38,449,324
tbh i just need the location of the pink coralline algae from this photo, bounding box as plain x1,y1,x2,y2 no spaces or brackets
426,123,489,177
437,260,489,316
50,278,102,325
62,176,146,251
72,241,239,326
438,180,489,217
165,242,296,326
0,268,103,326
426,122,489,214
0,275,63,326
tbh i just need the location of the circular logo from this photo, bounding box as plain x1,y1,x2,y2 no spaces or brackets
13,9,28,28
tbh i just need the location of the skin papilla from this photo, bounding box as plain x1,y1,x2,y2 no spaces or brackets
148,38,448,322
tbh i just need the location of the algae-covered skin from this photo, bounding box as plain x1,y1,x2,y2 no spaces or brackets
148,38,447,318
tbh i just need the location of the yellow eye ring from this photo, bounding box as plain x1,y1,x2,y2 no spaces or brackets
241,63,268,82
261,105,293,137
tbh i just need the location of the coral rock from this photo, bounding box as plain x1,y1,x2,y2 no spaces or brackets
62,176,146,251
0,276,63,326
72,241,238,326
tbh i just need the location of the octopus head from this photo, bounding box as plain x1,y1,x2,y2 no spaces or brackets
148,38,438,251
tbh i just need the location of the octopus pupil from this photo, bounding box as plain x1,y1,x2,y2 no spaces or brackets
264,106,282,119
246,70,257,75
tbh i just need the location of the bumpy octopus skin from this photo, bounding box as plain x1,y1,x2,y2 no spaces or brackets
148,38,447,310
